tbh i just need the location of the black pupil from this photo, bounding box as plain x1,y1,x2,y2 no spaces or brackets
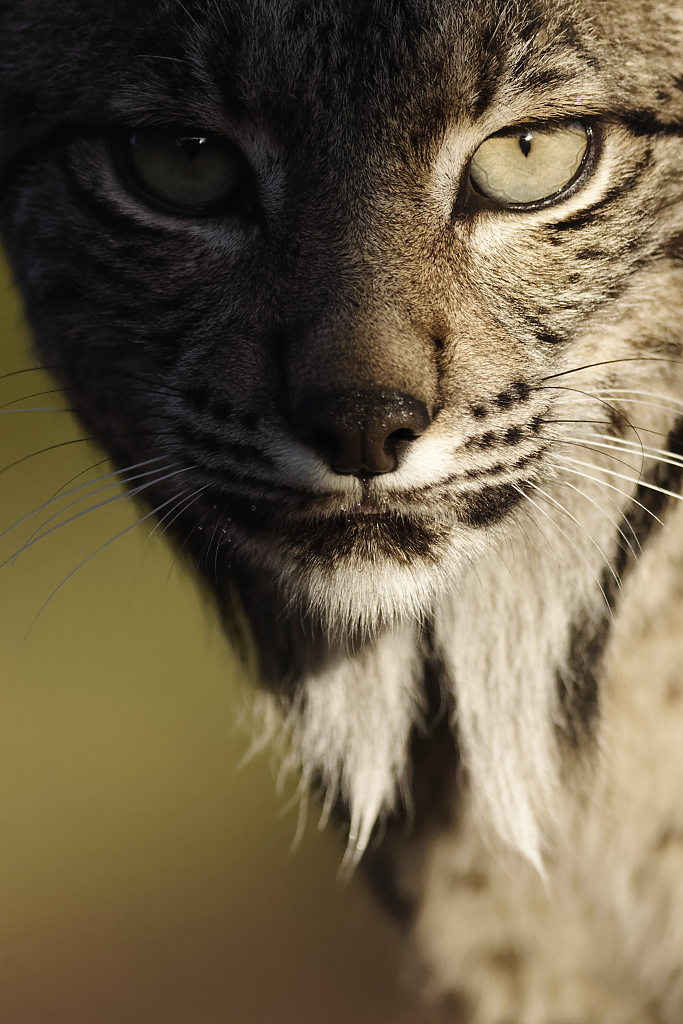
177,136,206,161
519,131,532,157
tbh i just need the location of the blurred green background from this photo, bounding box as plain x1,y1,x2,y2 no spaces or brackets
0,256,434,1024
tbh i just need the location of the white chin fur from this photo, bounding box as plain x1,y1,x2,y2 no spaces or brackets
279,527,492,640
253,488,619,872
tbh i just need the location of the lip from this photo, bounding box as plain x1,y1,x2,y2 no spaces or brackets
338,497,393,516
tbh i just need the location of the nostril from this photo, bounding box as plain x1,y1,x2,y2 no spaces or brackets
386,427,420,447
291,390,432,477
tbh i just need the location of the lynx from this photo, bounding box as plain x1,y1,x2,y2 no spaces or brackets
1,1,683,1020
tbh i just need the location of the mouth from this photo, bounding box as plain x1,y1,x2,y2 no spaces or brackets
338,495,393,517
302,468,527,523
168,467,529,572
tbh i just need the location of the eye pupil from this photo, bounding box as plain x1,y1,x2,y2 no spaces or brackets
177,136,206,161
519,132,532,158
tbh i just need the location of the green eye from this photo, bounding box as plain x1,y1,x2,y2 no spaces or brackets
469,122,591,209
121,128,245,215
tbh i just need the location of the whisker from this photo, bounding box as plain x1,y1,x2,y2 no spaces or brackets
556,396,683,417
514,504,561,567
0,363,184,399
563,433,683,472
0,388,64,410
546,404,668,438
548,462,666,530
584,388,683,409
205,510,228,583
0,455,170,543
555,455,683,505
526,481,621,591
541,418,608,426
25,486,196,636
539,384,645,452
0,407,74,415
512,482,613,615
137,484,208,589
6,465,189,569
146,485,208,544
549,437,644,475
0,437,97,478
0,366,56,383
539,356,683,383
556,479,640,562
50,459,110,500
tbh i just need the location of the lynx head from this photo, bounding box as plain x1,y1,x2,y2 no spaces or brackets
1,0,683,862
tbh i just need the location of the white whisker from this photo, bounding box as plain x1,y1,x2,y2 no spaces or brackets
546,403,667,438
548,463,666,529
550,437,645,475
563,396,683,417
526,481,621,591
0,454,169,542
540,385,646,445
145,485,208,544
25,486,198,635
12,463,180,557
556,479,640,562
512,483,613,615
556,455,683,504
585,388,683,409
564,433,683,471
2,465,189,570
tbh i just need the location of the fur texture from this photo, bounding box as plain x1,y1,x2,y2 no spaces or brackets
1,1,683,1019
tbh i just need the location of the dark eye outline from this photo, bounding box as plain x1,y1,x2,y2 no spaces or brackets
111,127,257,219
465,120,601,214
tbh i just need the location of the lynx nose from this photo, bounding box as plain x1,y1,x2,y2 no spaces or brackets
292,390,431,476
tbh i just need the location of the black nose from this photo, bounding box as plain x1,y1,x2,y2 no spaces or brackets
292,389,432,476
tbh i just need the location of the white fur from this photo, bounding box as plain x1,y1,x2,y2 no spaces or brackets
256,620,424,864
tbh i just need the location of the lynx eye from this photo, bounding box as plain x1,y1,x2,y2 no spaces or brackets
469,122,591,209
120,128,244,215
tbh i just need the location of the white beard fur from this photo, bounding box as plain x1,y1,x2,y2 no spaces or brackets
255,451,624,872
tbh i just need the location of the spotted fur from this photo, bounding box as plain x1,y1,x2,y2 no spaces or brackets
1,1,683,1020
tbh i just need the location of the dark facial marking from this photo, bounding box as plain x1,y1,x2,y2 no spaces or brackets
536,330,566,346
511,381,531,402
504,426,523,445
458,483,524,526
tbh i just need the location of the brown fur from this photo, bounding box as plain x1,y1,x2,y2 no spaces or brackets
1,1,683,1019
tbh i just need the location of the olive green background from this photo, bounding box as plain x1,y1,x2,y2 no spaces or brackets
0,257,437,1023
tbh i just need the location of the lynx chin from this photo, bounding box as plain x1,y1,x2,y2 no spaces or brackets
1,0,683,1020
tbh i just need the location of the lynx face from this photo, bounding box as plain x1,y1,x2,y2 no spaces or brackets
2,0,683,889
1,0,681,648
